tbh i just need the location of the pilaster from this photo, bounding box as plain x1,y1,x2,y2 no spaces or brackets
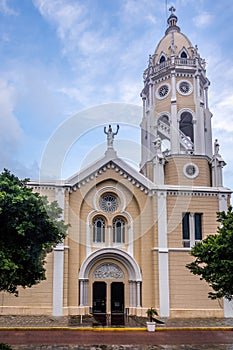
52,187,65,316
170,71,179,154
157,191,170,317
194,73,205,155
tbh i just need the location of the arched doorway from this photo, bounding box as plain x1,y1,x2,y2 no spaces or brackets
79,248,142,325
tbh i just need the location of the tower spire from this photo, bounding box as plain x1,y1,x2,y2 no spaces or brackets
165,6,180,34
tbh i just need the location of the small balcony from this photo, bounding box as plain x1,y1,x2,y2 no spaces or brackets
143,57,197,81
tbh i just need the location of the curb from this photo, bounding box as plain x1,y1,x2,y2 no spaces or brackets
0,326,232,331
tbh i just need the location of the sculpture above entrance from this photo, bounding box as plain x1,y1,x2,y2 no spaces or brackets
104,124,119,149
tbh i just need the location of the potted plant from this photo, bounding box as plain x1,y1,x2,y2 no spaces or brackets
146,307,158,332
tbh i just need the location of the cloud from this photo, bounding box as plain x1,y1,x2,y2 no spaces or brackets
212,93,233,132
0,0,18,16
0,78,23,167
32,0,90,55
193,12,213,28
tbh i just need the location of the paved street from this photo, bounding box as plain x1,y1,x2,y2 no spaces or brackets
0,329,233,348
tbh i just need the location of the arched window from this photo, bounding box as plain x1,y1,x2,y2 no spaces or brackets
179,111,193,142
113,217,125,244
159,55,166,64
158,114,169,125
93,217,105,243
180,51,187,58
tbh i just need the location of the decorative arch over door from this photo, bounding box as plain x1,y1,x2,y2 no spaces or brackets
79,248,142,308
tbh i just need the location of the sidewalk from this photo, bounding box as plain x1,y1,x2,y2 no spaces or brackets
0,315,233,329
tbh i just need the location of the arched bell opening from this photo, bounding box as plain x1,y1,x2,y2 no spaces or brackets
179,111,194,143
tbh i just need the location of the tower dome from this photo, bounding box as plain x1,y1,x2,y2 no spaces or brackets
153,6,194,66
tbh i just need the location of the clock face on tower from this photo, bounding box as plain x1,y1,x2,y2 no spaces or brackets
177,80,193,95
156,83,170,99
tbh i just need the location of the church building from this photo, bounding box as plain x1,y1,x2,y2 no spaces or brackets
1,8,232,321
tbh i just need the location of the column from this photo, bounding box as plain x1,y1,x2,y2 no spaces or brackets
170,71,179,154
86,223,91,256
132,282,136,307
128,224,133,256
189,213,195,247
157,191,170,317
53,245,65,316
149,81,153,108
136,281,141,307
129,281,133,307
108,225,111,247
84,280,89,306
79,280,84,306
194,73,205,155
53,187,65,316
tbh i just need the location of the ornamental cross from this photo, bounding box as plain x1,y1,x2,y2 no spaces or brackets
169,6,176,15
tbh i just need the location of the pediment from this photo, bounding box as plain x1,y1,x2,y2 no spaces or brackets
66,149,154,195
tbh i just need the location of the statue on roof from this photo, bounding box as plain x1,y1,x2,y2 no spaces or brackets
214,139,220,155
104,124,119,149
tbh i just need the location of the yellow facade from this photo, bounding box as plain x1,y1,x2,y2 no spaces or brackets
0,8,232,321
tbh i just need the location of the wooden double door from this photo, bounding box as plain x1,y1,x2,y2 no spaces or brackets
93,281,124,325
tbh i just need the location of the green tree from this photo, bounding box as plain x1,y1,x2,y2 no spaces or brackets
0,169,68,295
186,206,233,301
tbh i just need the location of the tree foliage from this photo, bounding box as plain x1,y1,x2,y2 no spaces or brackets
186,206,233,301
0,169,68,295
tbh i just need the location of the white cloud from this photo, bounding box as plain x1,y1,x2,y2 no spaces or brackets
0,79,23,165
212,93,233,132
33,0,90,54
193,12,213,28
0,0,17,16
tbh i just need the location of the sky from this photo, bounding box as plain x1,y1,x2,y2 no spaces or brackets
0,0,233,190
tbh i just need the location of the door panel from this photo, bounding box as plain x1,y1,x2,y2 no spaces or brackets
93,282,106,313
111,282,124,325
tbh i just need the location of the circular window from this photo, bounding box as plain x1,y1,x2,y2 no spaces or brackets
157,84,170,99
177,80,193,95
99,193,118,213
183,163,199,179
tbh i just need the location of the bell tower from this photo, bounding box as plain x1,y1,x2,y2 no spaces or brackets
140,7,222,186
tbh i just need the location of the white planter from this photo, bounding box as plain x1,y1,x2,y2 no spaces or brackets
146,321,156,332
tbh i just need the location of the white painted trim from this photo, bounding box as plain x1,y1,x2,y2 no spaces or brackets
224,298,233,318
152,247,191,252
157,191,170,317
52,247,64,316
158,252,170,317
52,188,65,317
218,193,228,213
79,248,142,281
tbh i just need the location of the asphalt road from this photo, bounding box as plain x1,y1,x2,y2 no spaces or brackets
0,329,233,347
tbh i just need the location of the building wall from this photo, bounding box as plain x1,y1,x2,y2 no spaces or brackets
169,252,223,318
0,170,230,318
165,156,211,187
0,253,54,315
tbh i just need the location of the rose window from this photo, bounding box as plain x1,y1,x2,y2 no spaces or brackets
99,193,118,213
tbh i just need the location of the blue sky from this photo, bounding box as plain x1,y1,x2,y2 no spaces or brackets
0,0,233,190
